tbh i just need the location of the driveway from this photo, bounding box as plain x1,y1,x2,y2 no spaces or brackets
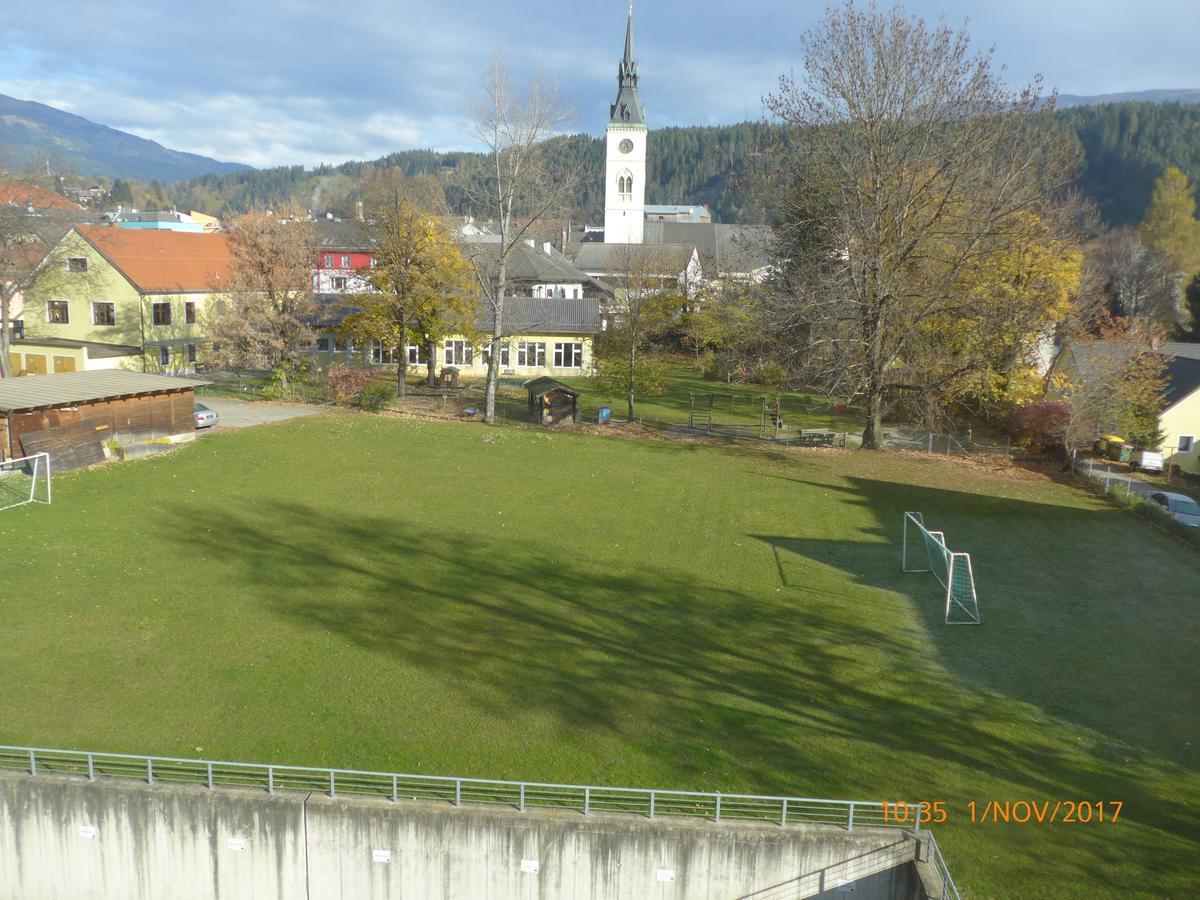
195,398,326,431
1077,457,1158,499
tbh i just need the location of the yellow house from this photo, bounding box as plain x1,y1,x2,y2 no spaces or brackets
309,296,602,380
19,225,231,375
1160,344,1200,474
1048,341,1200,474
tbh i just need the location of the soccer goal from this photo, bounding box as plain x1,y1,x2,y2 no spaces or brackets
902,512,980,625
0,453,52,512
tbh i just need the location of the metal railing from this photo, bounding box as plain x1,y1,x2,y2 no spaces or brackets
2,745,913,832
925,830,962,899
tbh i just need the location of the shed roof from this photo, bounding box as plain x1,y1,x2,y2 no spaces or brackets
523,376,579,398
12,337,141,359
75,225,232,293
0,369,209,412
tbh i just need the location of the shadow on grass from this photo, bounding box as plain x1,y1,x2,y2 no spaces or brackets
162,493,1196,862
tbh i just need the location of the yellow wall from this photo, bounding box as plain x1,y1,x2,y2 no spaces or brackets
314,331,596,379
22,231,214,374
1160,391,1200,474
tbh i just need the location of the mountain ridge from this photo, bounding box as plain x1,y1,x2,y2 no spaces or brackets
0,93,251,183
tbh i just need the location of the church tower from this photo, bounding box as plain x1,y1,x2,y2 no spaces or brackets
603,3,646,244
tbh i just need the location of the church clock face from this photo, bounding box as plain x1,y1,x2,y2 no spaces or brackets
618,138,634,154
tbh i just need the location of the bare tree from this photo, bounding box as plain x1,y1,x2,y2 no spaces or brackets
208,205,317,383
765,1,1078,448
463,50,578,424
1102,227,1175,323
0,195,86,378
595,246,685,420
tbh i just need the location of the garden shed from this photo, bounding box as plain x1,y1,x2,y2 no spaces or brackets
0,370,210,470
524,377,580,426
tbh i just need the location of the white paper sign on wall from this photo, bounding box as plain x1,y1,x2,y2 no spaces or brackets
372,849,392,864
79,825,97,840
520,859,540,874
227,838,246,852
656,868,676,882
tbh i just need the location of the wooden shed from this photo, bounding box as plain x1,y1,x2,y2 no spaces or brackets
524,376,580,426
0,370,210,470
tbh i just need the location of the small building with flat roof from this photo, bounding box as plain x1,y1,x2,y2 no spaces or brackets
0,369,209,469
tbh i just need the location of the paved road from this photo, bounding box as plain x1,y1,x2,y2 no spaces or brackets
194,398,325,431
1078,459,1159,499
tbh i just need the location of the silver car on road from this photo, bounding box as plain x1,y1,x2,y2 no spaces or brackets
194,402,219,429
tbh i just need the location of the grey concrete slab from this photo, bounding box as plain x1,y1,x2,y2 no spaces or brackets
195,398,325,430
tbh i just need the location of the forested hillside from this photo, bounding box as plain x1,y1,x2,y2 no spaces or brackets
169,103,1200,227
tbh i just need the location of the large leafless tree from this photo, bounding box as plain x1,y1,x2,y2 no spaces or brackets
208,205,318,382
0,184,81,379
765,1,1078,447
463,51,579,424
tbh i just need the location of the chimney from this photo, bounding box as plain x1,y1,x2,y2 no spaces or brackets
543,242,553,256
355,200,364,223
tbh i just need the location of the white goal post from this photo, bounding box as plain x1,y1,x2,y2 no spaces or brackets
0,453,52,511
902,512,980,625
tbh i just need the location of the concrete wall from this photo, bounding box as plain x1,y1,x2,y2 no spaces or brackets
0,771,922,900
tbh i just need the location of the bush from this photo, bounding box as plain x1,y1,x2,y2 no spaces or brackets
357,382,394,413
1009,402,1069,451
593,355,669,397
325,366,372,407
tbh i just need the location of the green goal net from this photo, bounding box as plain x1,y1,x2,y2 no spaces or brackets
902,512,980,625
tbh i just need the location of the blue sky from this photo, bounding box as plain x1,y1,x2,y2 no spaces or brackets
1,0,1196,168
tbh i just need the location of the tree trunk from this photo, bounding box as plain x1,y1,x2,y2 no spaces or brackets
425,340,437,387
860,303,886,450
627,342,636,422
484,260,507,425
395,309,408,399
862,388,884,450
0,287,11,379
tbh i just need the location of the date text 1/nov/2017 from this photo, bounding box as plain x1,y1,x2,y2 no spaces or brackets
881,801,1122,825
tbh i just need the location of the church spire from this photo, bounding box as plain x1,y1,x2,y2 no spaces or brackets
610,2,645,125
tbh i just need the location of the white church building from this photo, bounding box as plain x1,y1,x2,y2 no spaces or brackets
573,5,774,287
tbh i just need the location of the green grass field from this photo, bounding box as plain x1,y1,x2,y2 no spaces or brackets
2,414,1196,897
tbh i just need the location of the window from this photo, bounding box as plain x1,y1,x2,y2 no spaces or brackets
517,341,545,367
187,343,197,364
10,319,23,340
482,342,510,367
407,344,423,364
371,341,396,364
67,257,88,273
1180,435,1195,453
47,301,69,324
617,171,633,200
554,342,584,368
152,302,172,326
159,346,170,366
92,302,116,326
316,337,331,351
443,340,473,366
332,276,348,290
323,254,334,267
185,301,196,324
341,255,352,268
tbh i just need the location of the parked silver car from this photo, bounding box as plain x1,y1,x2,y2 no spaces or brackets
1148,491,1200,528
194,402,219,429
